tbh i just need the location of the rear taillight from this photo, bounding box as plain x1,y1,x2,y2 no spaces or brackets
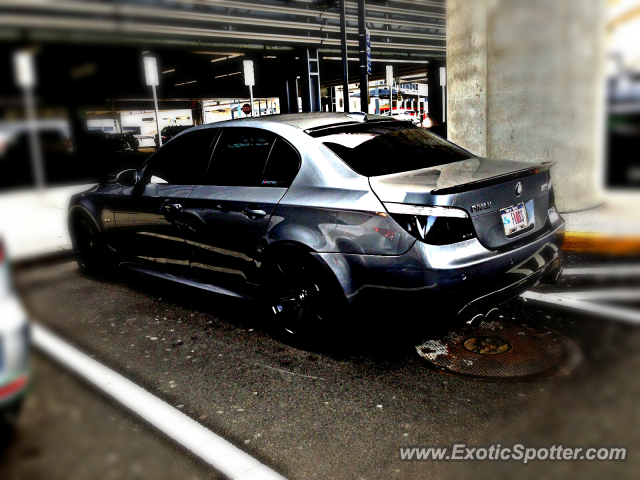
384,203,477,245
0,241,4,265
547,179,556,210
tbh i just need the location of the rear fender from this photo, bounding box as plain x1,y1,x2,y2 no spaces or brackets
264,205,415,256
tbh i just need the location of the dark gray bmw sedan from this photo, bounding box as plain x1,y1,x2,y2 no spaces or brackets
69,113,564,339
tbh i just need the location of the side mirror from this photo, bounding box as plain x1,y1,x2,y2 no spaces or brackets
116,169,138,186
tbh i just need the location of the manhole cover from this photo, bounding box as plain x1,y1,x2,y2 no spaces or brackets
416,320,580,382
463,337,511,355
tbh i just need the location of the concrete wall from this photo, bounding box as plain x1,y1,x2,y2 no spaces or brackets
447,0,605,212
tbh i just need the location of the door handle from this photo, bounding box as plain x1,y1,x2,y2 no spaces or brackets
162,202,183,214
242,205,267,218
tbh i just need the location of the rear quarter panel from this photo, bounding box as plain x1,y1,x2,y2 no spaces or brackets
256,125,416,256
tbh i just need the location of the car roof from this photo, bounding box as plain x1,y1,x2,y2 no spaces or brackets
199,112,393,131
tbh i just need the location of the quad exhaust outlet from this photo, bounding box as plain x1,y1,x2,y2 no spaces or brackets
465,307,500,328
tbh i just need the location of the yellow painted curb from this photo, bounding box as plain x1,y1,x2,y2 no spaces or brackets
562,232,640,254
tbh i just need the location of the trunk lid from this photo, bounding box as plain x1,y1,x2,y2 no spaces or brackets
370,157,555,249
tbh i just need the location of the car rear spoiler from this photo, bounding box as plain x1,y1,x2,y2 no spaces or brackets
431,162,556,195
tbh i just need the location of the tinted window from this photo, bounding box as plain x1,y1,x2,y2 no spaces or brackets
142,128,216,184
261,138,300,187
309,121,473,177
206,128,275,186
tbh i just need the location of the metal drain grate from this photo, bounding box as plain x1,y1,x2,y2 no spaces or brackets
416,320,580,381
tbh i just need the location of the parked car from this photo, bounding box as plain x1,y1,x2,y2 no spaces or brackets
76,130,137,154
0,239,30,438
154,125,195,148
68,113,564,341
107,132,139,151
0,123,72,190
382,111,421,125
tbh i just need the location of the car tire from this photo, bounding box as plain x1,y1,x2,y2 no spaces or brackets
0,399,23,448
260,248,346,345
70,212,110,274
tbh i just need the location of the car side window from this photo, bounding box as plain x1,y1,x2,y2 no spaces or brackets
205,128,275,187
261,138,300,187
142,129,217,185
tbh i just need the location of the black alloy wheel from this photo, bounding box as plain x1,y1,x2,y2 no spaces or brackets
0,400,23,448
262,252,341,342
72,215,104,272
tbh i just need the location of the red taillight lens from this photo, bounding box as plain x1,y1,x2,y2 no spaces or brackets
547,179,556,210
0,242,5,264
0,376,28,399
384,203,477,246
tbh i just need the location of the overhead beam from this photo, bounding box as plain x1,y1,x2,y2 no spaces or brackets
0,0,446,31
0,14,446,53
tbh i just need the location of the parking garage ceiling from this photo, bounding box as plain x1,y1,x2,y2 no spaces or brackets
0,0,445,108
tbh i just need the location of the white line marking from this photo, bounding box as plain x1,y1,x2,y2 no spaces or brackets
553,289,640,300
32,323,286,480
521,291,640,324
563,266,640,276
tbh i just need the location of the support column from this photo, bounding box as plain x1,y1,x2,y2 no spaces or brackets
358,0,369,113
279,77,291,114
277,55,300,114
339,0,350,113
427,60,446,133
288,76,299,113
447,0,605,212
300,48,321,112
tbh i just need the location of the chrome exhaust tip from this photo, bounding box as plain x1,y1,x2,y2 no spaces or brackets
466,313,485,328
553,266,564,284
541,264,563,285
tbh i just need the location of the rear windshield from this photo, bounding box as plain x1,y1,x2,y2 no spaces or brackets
309,121,473,177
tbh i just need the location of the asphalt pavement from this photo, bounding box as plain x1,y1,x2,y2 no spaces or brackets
0,353,222,480
6,252,640,479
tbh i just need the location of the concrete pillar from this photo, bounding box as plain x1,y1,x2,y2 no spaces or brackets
279,78,292,114
447,0,605,212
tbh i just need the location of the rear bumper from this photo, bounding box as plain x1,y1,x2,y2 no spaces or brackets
317,210,565,326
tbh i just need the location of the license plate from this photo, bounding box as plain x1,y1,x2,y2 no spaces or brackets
500,202,529,236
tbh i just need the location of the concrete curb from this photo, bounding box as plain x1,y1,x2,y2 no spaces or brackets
562,232,640,255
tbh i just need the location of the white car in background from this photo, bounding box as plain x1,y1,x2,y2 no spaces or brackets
0,240,30,438
383,111,421,126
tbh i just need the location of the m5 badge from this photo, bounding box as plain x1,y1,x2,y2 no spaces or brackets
471,202,492,213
